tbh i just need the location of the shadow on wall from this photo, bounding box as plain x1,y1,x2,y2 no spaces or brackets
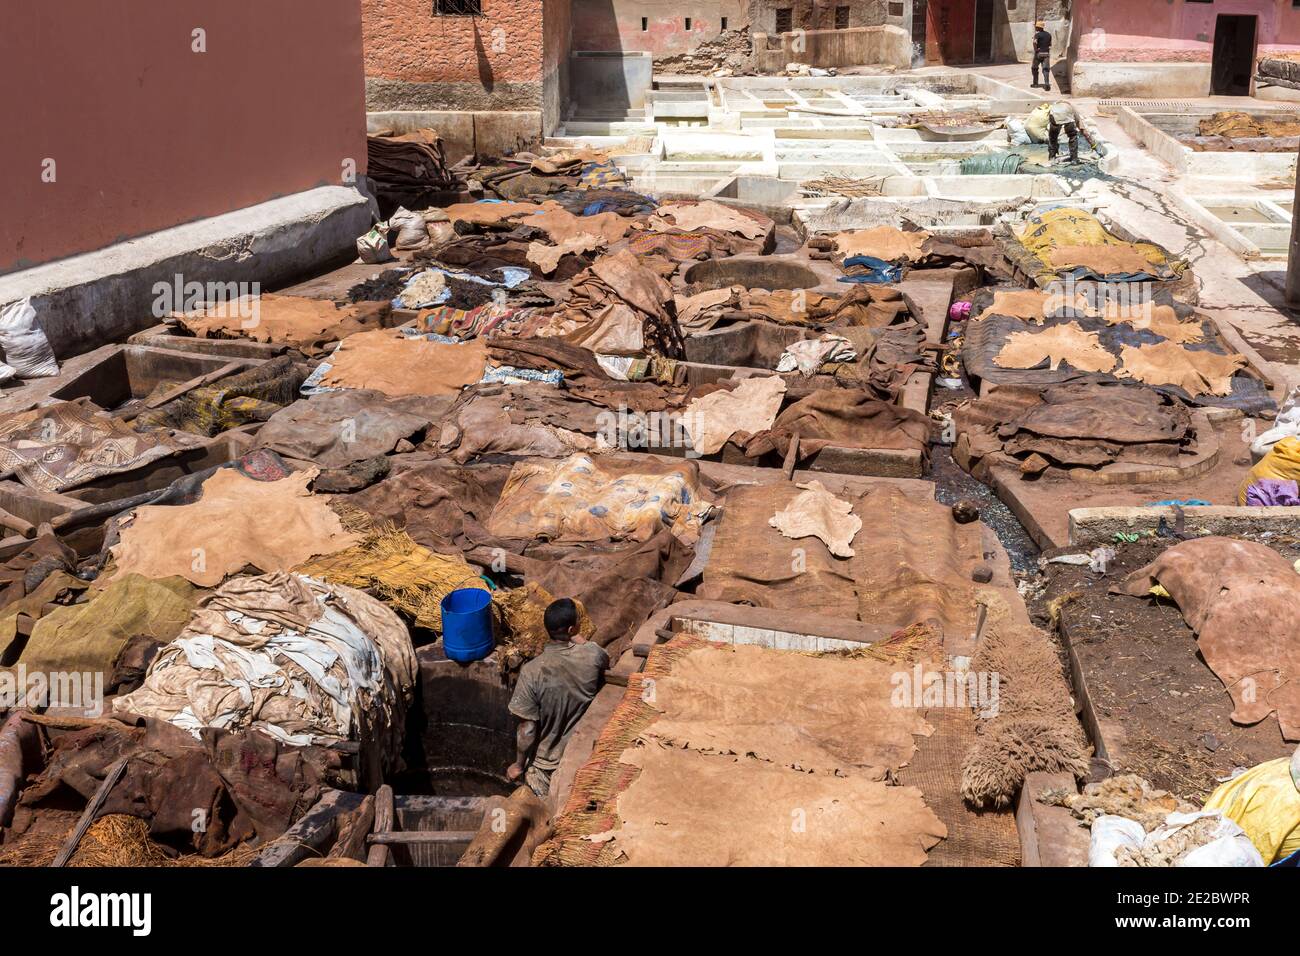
473,18,497,93
569,0,644,114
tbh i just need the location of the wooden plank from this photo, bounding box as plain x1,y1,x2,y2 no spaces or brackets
366,784,394,868
782,433,801,480
0,506,35,539
118,360,250,421
52,757,127,867
328,795,375,863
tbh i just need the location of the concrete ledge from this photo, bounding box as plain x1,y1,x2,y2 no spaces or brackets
1016,771,1090,867
0,186,375,360
1068,504,1300,547
1070,61,1210,99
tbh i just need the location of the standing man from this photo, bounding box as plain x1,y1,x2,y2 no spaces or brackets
1032,21,1052,92
506,598,609,799
1047,101,1097,166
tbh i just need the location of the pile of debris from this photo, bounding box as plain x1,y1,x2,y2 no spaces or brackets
953,381,1197,480
656,27,753,76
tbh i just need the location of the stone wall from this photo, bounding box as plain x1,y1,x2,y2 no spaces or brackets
753,23,912,70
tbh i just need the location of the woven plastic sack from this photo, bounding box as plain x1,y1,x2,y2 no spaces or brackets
0,299,59,378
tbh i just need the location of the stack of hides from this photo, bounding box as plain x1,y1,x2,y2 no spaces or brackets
113,572,418,771
367,128,458,212
953,382,1195,480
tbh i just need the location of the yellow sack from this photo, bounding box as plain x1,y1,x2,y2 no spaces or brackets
1202,757,1300,864
1024,103,1051,143
1237,435,1300,505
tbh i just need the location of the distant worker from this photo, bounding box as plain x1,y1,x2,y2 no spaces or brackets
1047,100,1096,166
1031,21,1052,91
507,598,609,799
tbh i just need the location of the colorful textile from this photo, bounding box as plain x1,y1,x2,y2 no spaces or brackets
578,161,627,189
623,231,714,262
134,356,307,437
1245,478,1300,507
487,454,715,546
0,399,200,493
416,301,516,340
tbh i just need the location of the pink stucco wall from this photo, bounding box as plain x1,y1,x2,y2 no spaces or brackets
1,0,367,276
1074,0,1300,62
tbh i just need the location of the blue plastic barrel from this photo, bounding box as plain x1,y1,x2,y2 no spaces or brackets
441,587,494,663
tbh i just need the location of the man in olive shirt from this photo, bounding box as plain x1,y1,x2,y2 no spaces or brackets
507,598,609,798
1031,21,1052,92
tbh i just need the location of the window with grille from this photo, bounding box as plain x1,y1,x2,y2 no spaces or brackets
835,5,850,29
776,7,793,33
435,0,482,15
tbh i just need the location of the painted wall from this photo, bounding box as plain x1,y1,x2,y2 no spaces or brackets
572,0,749,55
0,0,367,277
1073,0,1300,62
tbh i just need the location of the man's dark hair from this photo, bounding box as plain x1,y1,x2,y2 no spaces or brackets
544,598,579,638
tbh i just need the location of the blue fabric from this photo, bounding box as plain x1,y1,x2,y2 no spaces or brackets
1146,499,1212,508
839,256,902,285
1271,847,1300,867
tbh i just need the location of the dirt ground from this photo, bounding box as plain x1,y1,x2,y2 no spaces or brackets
1032,535,1297,803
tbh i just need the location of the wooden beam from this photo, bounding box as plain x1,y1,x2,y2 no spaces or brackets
365,784,394,868
53,757,127,867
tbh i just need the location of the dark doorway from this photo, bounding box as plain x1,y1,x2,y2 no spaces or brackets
912,0,928,67
1211,14,1258,96
974,0,995,63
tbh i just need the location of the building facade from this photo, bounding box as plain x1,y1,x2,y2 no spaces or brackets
1070,0,1300,97
362,0,573,158
750,1,1062,70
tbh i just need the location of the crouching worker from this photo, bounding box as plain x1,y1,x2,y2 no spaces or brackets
507,598,609,799
1047,101,1096,166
